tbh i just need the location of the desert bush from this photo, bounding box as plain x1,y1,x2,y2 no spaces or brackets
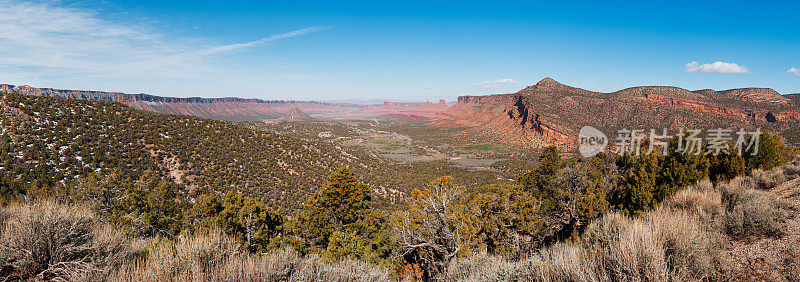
0,200,140,281
442,252,511,281
744,168,787,190
721,184,789,239
586,208,719,281
644,208,720,280
451,207,720,281
582,212,628,250
601,219,669,281
582,208,718,281
664,182,721,225
442,244,605,282
783,160,800,179
523,243,605,282
281,254,390,282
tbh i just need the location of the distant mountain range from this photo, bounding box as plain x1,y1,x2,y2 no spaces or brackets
0,84,450,121
4,79,799,150
430,78,800,149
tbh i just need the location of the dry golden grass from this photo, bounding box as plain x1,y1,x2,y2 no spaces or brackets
0,201,389,282
109,232,390,282
0,200,142,281
664,181,722,224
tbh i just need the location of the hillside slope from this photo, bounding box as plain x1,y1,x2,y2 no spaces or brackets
444,156,800,281
0,92,500,209
0,92,374,208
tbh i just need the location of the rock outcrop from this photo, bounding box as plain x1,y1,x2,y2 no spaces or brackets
279,108,315,122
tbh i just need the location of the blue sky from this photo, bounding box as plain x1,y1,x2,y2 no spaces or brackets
0,0,798,101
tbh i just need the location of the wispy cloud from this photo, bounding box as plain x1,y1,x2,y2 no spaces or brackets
202,27,327,55
685,61,750,74
788,67,800,76
0,0,325,83
474,78,519,87
482,78,519,84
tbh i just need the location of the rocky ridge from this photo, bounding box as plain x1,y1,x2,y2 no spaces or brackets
431,78,800,150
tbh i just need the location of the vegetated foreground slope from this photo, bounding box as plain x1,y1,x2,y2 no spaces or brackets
0,92,502,209
445,157,800,281
430,77,800,150
0,92,374,208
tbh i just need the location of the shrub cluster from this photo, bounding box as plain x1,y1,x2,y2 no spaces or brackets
444,158,799,281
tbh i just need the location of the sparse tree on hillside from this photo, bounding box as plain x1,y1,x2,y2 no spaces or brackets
746,131,785,171
709,151,746,185
294,168,392,267
461,183,544,258
519,146,563,196
296,168,372,251
615,153,660,215
397,176,463,280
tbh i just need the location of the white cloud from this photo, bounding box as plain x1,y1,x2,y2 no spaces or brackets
473,78,519,88
788,67,800,76
685,61,750,73
0,0,325,83
480,78,519,85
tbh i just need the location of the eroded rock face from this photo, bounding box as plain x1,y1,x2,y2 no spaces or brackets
428,78,800,150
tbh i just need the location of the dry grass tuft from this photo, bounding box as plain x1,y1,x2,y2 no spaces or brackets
0,200,141,281
720,183,790,239
664,182,722,225
781,157,800,179
644,208,721,280
109,231,390,282
443,252,512,281
739,167,791,190
582,212,628,250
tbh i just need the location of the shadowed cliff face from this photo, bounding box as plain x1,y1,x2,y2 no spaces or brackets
508,95,529,126
430,78,800,150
